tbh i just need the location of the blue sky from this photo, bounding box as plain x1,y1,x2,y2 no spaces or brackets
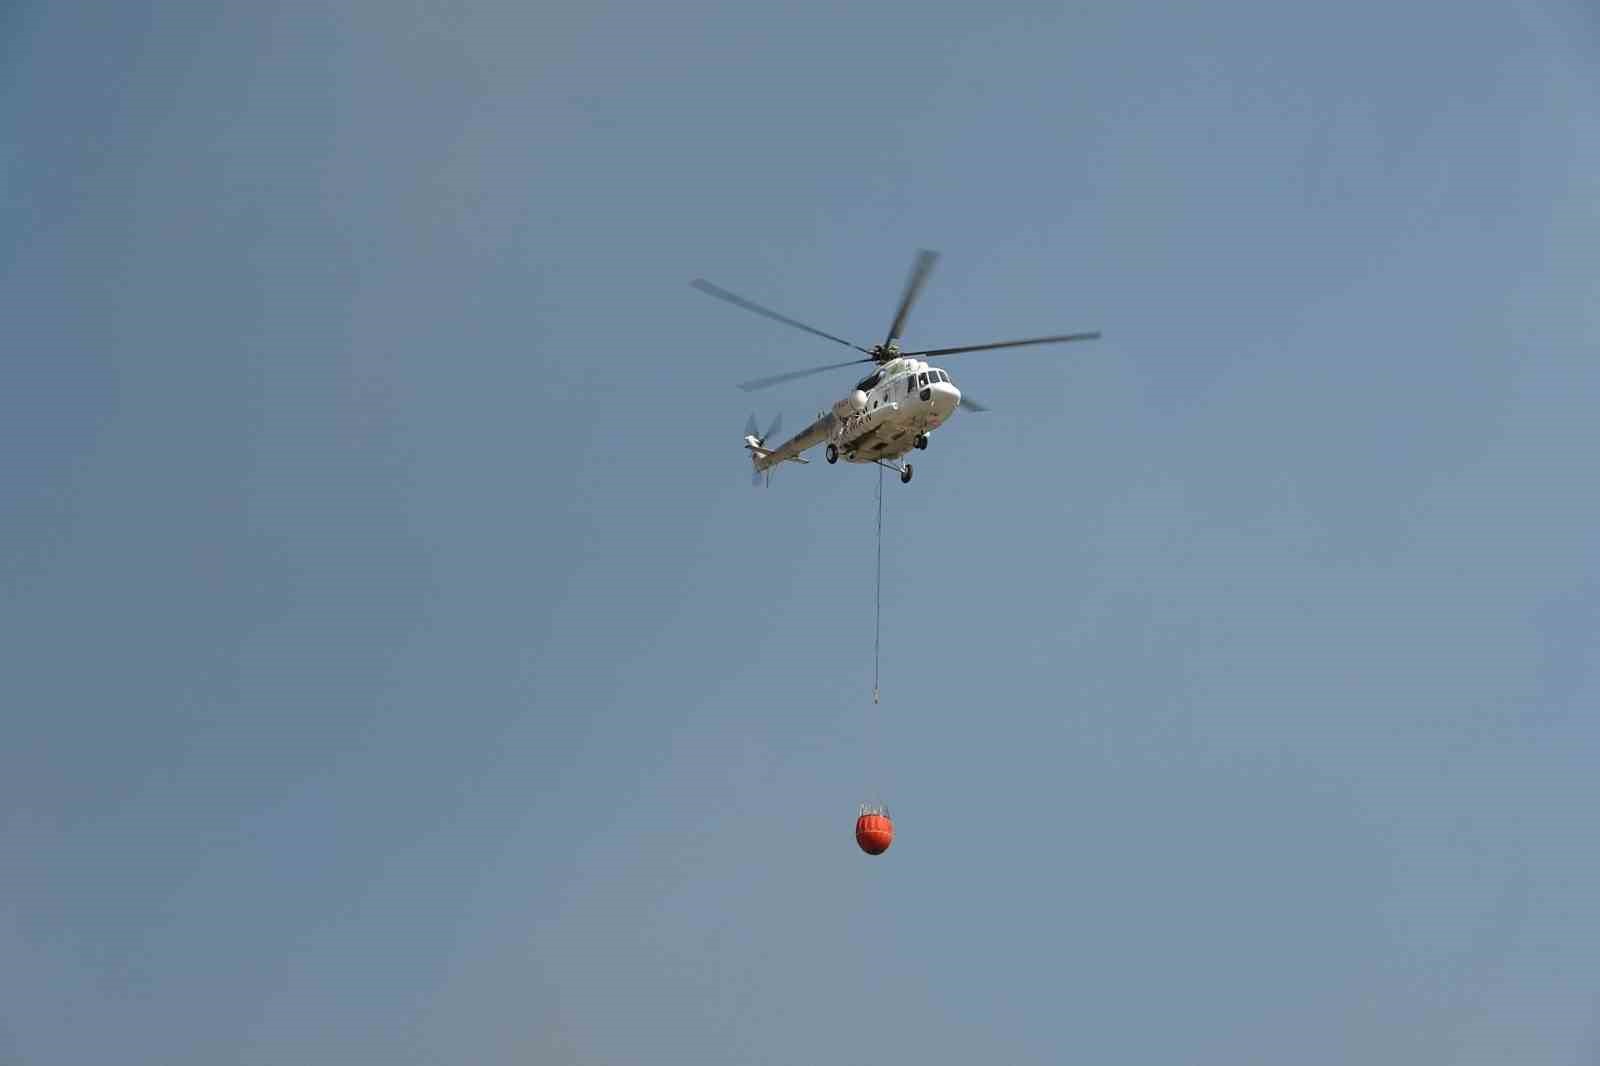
4,2,1598,1062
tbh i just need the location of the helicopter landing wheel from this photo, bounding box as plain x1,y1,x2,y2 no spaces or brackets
900,463,914,484
914,433,928,450
825,443,838,464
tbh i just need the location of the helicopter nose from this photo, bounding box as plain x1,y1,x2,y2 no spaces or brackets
931,381,960,414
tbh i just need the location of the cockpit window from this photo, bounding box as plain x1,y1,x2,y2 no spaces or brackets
918,373,928,387
855,371,882,391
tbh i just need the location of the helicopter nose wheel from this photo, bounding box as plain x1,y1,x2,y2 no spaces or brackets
825,443,838,464
900,463,914,484
914,433,928,451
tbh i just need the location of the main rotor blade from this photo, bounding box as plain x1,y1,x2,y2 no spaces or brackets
690,278,869,352
903,331,1101,358
737,356,876,392
884,249,939,347
958,394,989,412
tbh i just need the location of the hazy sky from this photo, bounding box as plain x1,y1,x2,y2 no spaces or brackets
4,2,1598,1063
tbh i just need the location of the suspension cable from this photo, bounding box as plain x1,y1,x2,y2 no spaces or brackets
873,461,883,704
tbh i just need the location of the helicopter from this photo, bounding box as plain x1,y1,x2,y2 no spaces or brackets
692,250,1100,485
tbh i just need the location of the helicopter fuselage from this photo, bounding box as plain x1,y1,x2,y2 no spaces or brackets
749,357,960,474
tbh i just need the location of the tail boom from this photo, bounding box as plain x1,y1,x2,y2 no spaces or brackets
743,411,835,474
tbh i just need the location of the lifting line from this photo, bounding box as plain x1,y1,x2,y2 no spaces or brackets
873,462,884,704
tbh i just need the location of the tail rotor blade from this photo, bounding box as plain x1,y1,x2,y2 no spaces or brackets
745,414,760,439
764,413,783,442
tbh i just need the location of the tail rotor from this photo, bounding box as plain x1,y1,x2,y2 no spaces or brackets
743,413,782,446
743,412,783,487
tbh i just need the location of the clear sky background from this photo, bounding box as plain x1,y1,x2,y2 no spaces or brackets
4,2,1598,1063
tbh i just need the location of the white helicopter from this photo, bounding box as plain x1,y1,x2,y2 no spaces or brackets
692,250,1100,485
